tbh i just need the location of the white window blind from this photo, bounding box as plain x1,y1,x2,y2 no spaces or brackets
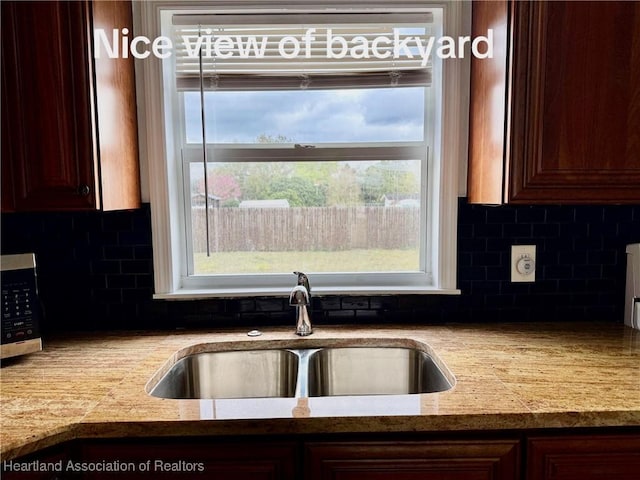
172,13,433,90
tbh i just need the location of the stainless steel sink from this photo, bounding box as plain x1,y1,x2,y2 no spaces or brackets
148,344,454,400
307,347,453,397
149,349,298,399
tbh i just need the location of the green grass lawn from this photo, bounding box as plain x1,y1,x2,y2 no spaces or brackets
194,249,419,274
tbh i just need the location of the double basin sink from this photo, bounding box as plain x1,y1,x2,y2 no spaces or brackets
147,342,455,400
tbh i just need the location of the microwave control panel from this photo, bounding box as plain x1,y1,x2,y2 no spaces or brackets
1,266,40,345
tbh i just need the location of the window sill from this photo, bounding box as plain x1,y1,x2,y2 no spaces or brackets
154,286,462,300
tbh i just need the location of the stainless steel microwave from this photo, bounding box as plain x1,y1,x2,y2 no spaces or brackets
1,253,42,359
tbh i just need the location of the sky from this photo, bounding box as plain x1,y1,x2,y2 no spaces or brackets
183,86,426,144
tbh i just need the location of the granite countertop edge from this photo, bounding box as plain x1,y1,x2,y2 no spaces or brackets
2,322,639,461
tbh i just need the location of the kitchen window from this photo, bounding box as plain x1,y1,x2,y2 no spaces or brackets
137,1,466,298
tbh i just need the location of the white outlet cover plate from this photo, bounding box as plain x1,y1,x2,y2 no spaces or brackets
511,245,536,282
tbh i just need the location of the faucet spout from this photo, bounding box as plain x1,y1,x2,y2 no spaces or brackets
290,272,313,336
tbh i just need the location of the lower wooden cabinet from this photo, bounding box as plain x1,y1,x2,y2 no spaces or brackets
78,439,299,479
305,440,521,480
5,431,640,480
527,435,640,480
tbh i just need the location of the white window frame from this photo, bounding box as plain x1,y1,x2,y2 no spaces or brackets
135,1,467,299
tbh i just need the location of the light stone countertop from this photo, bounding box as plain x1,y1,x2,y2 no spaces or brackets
1,322,639,461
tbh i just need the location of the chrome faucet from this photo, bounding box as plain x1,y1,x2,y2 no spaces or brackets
290,271,312,336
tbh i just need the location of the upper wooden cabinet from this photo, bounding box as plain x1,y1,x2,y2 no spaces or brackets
1,0,140,212
468,1,640,204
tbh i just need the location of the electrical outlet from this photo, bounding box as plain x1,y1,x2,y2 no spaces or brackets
511,245,536,282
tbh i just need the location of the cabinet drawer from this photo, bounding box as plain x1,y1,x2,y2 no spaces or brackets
306,440,520,480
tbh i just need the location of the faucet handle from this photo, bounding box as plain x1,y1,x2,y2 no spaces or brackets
293,271,311,296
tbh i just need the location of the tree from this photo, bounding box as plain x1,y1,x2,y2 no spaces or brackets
293,161,339,186
360,161,418,204
194,172,241,202
215,134,295,201
252,176,323,207
326,164,362,206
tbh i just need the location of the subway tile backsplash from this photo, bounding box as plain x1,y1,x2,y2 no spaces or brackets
1,199,638,332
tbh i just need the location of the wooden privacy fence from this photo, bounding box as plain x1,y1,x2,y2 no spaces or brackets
192,206,420,253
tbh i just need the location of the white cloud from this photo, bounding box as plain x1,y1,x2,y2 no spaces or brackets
185,87,425,144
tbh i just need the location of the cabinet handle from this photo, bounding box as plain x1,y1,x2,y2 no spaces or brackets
78,185,91,196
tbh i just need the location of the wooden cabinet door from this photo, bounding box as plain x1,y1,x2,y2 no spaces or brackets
468,1,640,204
527,434,640,480
508,1,640,203
79,439,299,480
305,440,520,480
1,0,140,212
1,1,98,211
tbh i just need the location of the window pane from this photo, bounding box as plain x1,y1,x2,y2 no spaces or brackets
184,87,425,144
189,160,422,275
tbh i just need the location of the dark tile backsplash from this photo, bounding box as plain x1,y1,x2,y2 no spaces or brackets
1,199,638,333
